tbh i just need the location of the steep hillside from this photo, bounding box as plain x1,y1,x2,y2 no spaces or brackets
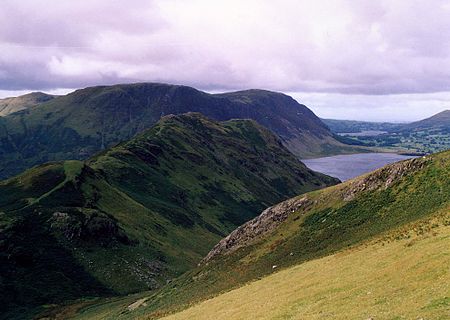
0,113,337,319
0,92,55,116
85,150,449,319
163,224,449,320
0,83,359,179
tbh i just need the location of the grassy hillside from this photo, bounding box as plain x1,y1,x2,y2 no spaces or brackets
0,113,337,319
74,150,449,319
0,83,361,179
0,92,55,117
162,223,450,320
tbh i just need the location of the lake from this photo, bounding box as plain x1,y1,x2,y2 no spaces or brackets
302,153,417,182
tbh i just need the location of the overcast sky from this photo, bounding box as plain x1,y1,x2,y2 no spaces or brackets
1,0,450,121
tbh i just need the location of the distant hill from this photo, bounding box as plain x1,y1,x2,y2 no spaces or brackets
322,118,403,133
0,92,55,116
402,109,450,132
0,113,338,318
100,150,449,319
0,83,361,179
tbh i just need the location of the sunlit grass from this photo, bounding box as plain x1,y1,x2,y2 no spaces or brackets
162,224,450,320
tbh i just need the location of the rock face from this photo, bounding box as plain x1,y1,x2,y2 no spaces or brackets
202,196,313,264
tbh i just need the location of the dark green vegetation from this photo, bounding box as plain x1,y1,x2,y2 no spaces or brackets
0,113,338,319
80,150,450,319
323,110,450,154
0,83,362,180
0,92,55,117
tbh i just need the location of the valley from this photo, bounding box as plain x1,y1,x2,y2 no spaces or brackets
323,110,450,155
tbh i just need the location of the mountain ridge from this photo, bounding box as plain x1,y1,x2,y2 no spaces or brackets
0,82,362,179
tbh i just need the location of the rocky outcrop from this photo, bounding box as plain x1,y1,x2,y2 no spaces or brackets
343,156,429,201
201,196,313,264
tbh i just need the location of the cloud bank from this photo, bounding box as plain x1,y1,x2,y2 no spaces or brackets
1,0,450,120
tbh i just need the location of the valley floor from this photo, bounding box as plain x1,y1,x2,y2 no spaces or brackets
161,224,450,320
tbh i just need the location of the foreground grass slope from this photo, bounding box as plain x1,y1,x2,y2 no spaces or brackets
163,223,450,320
0,113,337,319
76,150,449,319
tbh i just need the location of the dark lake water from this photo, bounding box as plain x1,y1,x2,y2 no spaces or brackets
302,153,416,182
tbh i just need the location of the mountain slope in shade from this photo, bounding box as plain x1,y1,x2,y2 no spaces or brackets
0,83,360,179
0,113,338,319
0,92,55,116
91,150,449,319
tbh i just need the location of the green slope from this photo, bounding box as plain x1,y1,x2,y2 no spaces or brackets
0,113,337,319
85,150,449,319
162,223,450,320
0,83,361,179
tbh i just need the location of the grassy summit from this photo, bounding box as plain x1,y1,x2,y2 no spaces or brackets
0,113,337,319
0,92,55,117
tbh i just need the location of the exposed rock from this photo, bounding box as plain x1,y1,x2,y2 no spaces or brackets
49,210,132,246
201,196,312,264
343,156,429,201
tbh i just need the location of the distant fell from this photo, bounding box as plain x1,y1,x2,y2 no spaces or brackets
0,83,360,179
402,109,450,131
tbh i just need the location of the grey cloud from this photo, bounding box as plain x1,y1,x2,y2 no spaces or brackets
1,0,450,95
